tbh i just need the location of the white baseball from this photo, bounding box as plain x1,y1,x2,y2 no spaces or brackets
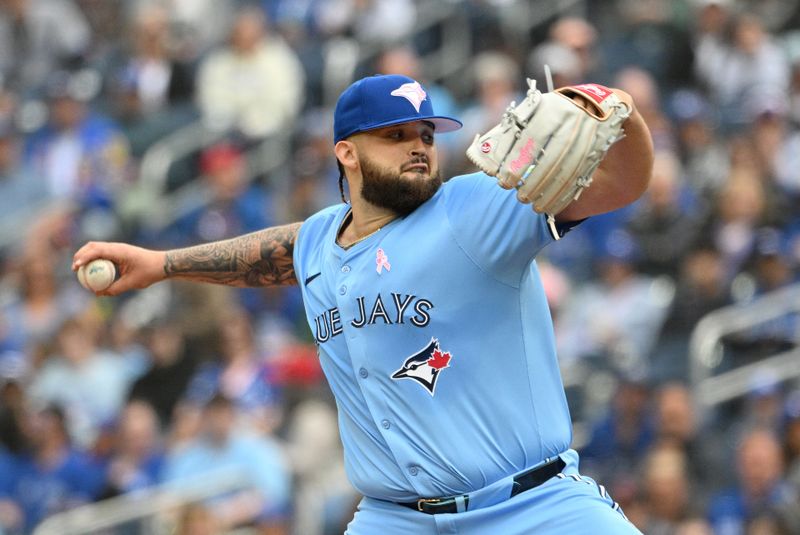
78,259,116,292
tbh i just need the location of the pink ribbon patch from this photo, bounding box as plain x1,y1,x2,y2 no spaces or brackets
376,248,391,274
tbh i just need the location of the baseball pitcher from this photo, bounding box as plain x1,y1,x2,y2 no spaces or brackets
74,74,652,534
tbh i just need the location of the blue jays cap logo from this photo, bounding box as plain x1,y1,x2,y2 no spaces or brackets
390,81,427,112
391,338,452,396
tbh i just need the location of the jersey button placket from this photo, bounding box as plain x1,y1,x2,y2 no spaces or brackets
335,261,351,335
338,250,407,483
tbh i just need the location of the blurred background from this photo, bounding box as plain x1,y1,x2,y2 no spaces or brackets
0,0,799,533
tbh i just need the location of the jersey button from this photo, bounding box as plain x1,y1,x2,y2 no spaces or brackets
359,367,368,378
341,265,351,273
339,285,347,295
381,419,390,429
408,466,419,476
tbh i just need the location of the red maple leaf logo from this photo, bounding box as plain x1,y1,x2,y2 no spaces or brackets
427,349,451,370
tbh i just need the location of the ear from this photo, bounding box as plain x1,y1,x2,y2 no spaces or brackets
334,140,359,172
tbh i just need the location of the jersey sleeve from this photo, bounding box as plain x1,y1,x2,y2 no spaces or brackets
293,204,342,286
442,172,560,287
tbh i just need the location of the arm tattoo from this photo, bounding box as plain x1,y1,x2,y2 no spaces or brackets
163,222,302,287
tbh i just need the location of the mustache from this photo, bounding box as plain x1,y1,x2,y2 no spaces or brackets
402,156,430,171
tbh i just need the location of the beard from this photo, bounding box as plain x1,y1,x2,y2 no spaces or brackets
358,154,442,216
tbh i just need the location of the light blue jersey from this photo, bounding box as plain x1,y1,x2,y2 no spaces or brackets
291,73,640,534
294,172,574,502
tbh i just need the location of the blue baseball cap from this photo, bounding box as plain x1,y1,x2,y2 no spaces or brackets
333,74,462,143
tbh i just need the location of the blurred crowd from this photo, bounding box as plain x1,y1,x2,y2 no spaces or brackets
0,0,799,534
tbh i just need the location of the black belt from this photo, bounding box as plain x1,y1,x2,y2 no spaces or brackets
397,457,566,515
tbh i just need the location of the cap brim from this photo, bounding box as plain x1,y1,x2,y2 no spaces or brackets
425,116,463,133
356,115,463,137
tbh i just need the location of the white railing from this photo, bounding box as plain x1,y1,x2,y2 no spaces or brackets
689,282,800,409
32,470,251,535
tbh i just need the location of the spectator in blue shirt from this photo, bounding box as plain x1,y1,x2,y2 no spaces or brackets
163,142,274,247
6,405,103,533
24,69,131,211
97,400,164,499
161,393,291,534
183,305,282,434
707,428,797,535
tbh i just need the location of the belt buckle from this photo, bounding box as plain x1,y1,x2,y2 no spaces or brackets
416,498,442,512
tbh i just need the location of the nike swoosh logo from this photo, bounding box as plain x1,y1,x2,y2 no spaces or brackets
304,272,321,285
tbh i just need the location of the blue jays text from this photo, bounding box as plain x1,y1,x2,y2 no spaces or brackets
313,292,434,343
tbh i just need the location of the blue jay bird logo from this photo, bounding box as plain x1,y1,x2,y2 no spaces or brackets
391,338,452,396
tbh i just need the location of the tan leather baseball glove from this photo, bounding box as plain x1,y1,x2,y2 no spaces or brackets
466,80,631,215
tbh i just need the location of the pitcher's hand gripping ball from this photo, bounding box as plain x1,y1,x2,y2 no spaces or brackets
466,80,631,214
77,259,117,292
